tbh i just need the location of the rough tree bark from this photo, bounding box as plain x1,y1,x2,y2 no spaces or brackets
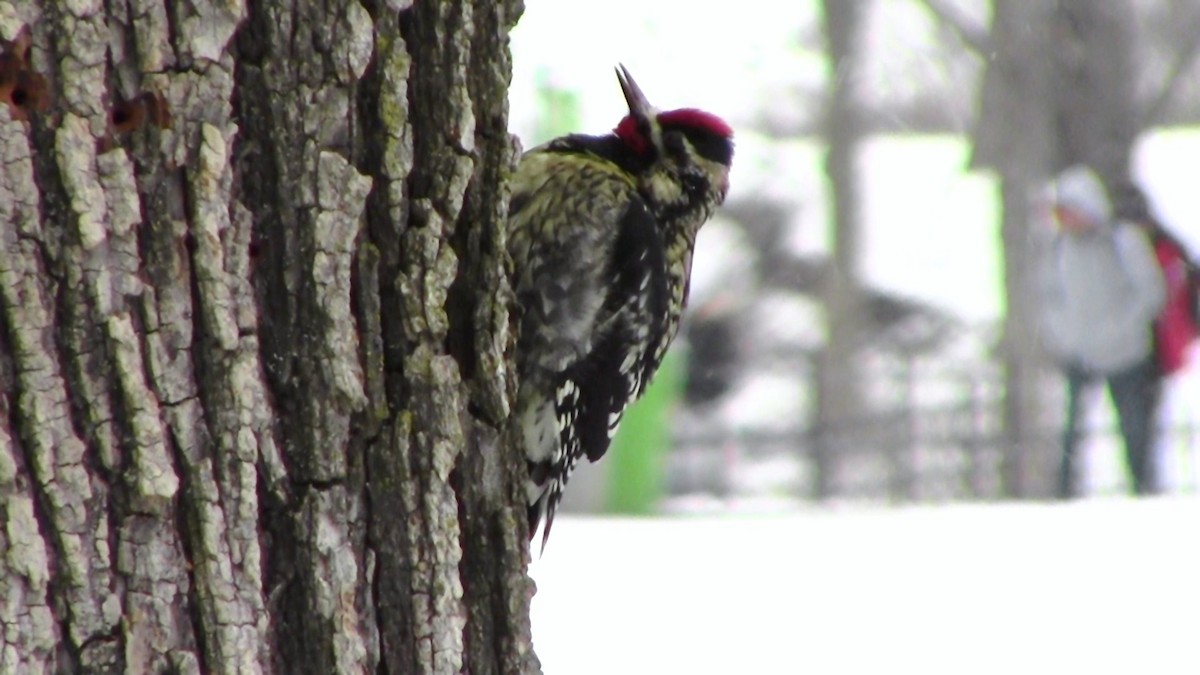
0,0,538,672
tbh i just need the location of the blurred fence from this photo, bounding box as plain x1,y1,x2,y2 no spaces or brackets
668,357,1200,503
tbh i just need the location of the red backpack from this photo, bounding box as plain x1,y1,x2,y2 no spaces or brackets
1148,229,1200,376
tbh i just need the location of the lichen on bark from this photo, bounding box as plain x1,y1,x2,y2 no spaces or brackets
1,0,536,672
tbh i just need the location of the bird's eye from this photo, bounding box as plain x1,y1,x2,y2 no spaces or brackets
664,130,687,157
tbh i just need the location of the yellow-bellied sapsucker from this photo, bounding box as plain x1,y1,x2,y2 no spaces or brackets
509,66,734,548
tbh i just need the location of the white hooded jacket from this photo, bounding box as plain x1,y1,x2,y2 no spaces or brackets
1038,166,1166,373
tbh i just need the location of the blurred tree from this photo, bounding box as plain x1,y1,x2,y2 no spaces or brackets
1129,1,1200,128
0,1,538,673
815,0,870,499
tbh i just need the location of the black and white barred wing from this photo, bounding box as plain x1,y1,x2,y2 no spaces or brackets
524,196,671,548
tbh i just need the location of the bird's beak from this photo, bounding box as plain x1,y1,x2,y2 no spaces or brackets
616,64,654,120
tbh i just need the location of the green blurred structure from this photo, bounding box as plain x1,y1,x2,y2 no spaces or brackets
532,67,581,144
604,350,683,515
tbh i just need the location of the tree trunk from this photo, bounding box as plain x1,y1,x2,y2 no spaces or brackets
0,0,537,672
972,0,1138,498
814,0,868,500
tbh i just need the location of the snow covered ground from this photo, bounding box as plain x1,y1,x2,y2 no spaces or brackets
530,499,1200,675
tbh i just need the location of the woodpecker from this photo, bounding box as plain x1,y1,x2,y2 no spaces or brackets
508,66,734,549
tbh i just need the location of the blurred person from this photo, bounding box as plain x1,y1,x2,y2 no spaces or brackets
1111,181,1200,378
1037,166,1166,498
